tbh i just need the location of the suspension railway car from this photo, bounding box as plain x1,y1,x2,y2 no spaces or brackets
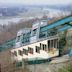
11,15,72,64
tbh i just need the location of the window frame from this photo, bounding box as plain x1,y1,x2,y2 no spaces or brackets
18,50,23,56
28,47,33,54
23,49,28,55
35,46,40,53
14,51,17,56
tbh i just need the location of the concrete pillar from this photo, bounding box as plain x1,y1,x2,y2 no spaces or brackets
47,40,49,52
57,39,59,48
50,40,51,50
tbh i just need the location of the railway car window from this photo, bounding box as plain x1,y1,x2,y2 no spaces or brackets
45,44,47,51
28,47,33,54
42,44,47,51
18,50,23,56
23,49,28,55
14,51,17,56
40,43,47,50
48,40,50,51
35,46,40,53
43,44,44,50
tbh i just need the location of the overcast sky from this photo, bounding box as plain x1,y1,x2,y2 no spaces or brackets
0,0,72,5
